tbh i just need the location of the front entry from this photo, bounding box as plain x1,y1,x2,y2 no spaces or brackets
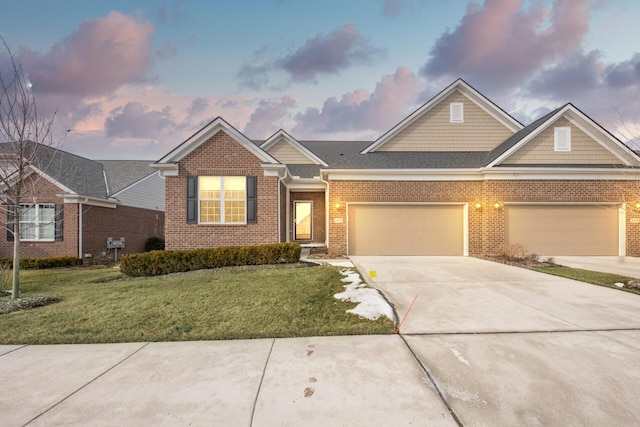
294,201,312,241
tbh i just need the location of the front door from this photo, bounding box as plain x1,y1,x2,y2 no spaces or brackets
294,201,312,240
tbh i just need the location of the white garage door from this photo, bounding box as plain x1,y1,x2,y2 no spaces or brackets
505,204,620,256
347,204,465,255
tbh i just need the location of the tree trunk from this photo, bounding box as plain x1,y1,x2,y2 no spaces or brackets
11,220,20,299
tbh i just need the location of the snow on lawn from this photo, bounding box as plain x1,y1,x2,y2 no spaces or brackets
334,269,394,322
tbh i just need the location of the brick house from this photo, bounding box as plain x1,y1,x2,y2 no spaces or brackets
1,143,165,261
153,79,640,257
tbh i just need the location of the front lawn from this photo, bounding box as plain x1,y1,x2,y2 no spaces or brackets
0,265,394,344
529,265,640,295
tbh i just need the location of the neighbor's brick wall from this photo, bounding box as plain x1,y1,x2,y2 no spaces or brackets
165,130,279,250
82,205,164,261
290,191,326,244
327,180,483,255
483,179,640,256
0,174,79,259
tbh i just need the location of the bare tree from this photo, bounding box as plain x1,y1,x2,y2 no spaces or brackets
0,37,56,299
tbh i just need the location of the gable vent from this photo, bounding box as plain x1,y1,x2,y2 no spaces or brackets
554,127,571,152
450,102,464,123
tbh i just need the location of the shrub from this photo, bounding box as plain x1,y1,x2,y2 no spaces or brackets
144,236,165,252
120,242,302,277
0,256,82,269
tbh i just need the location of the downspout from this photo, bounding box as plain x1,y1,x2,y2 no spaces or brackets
277,171,287,243
78,198,88,259
319,171,330,250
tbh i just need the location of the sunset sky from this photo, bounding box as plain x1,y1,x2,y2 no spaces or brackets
1,0,639,159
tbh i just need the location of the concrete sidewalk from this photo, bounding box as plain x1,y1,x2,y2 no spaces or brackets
552,256,640,278
1,336,457,427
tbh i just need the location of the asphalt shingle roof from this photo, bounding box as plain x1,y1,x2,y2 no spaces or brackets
325,151,489,169
100,160,156,194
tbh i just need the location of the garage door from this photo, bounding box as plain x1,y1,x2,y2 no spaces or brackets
348,204,464,255
505,205,620,256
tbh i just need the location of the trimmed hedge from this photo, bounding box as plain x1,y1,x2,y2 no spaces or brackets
0,256,82,269
120,242,302,277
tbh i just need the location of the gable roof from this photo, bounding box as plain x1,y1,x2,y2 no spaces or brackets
361,78,523,154
0,142,161,201
154,117,278,172
260,130,328,166
486,103,640,167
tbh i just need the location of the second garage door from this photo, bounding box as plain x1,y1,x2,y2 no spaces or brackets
505,204,620,256
347,204,465,255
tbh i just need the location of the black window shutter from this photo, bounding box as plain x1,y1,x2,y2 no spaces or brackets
187,176,198,224
55,204,64,241
7,205,15,242
246,176,257,224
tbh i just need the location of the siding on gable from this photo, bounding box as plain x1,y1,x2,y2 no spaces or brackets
114,172,165,211
503,117,622,165
267,139,315,164
379,91,515,152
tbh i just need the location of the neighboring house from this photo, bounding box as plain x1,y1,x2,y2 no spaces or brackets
153,79,640,257
1,142,165,261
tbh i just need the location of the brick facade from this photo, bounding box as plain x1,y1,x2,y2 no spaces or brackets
81,204,164,261
324,179,640,257
165,130,280,250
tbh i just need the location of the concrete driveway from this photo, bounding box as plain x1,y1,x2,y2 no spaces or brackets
351,256,640,426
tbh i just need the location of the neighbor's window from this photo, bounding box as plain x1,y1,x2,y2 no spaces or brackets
554,127,571,152
199,176,246,223
19,204,56,241
450,102,464,123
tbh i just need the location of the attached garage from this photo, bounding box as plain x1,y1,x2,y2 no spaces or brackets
347,204,466,255
505,204,622,256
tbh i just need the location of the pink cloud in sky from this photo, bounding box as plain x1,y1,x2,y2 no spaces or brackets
19,11,154,97
293,66,422,137
422,0,590,91
243,96,297,139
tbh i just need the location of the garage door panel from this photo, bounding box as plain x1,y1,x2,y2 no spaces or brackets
505,205,619,256
348,204,464,255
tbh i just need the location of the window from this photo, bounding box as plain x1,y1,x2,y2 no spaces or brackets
198,176,247,223
294,201,312,240
19,204,56,241
450,102,464,123
554,127,571,151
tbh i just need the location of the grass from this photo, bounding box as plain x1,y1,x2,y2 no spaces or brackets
0,265,394,344
529,265,640,295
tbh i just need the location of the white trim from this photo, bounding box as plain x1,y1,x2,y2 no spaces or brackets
60,194,118,208
619,203,626,256
345,202,469,256
154,117,279,165
361,79,522,154
260,130,328,166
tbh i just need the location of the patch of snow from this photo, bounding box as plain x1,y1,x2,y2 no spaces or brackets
614,282,624,288
334,269,394,321
327,260,354,267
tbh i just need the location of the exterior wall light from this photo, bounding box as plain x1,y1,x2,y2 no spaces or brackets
335,202,342,210
636,202,640,210
493,202,502,210
474,202,482,210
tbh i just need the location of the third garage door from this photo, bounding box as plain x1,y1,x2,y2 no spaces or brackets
505,204,620,256
347,204,465,255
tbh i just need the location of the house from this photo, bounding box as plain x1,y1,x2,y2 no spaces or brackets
1,142,165,261
152,79,640,257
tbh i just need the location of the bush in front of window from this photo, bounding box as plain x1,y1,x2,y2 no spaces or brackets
120,242,302,277
144,236,166,252
0,256,82,269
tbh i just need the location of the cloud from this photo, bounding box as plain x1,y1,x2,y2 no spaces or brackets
18,11,154,97
237,24,383,89
382,0,404,16
293,66,422,136
422,0,590,92
186,97,210,119
280,23,383,82
104,102,177,139
243,96,296,139
606,53,640,88
155,41,178,61
156,0,188,26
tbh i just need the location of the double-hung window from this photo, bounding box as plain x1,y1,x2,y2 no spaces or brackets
19,204,56,241
199,176,247,224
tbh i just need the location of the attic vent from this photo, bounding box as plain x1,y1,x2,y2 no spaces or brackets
450,103,463,123
554,127,571,152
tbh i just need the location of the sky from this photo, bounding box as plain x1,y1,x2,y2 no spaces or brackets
0,0,639,160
